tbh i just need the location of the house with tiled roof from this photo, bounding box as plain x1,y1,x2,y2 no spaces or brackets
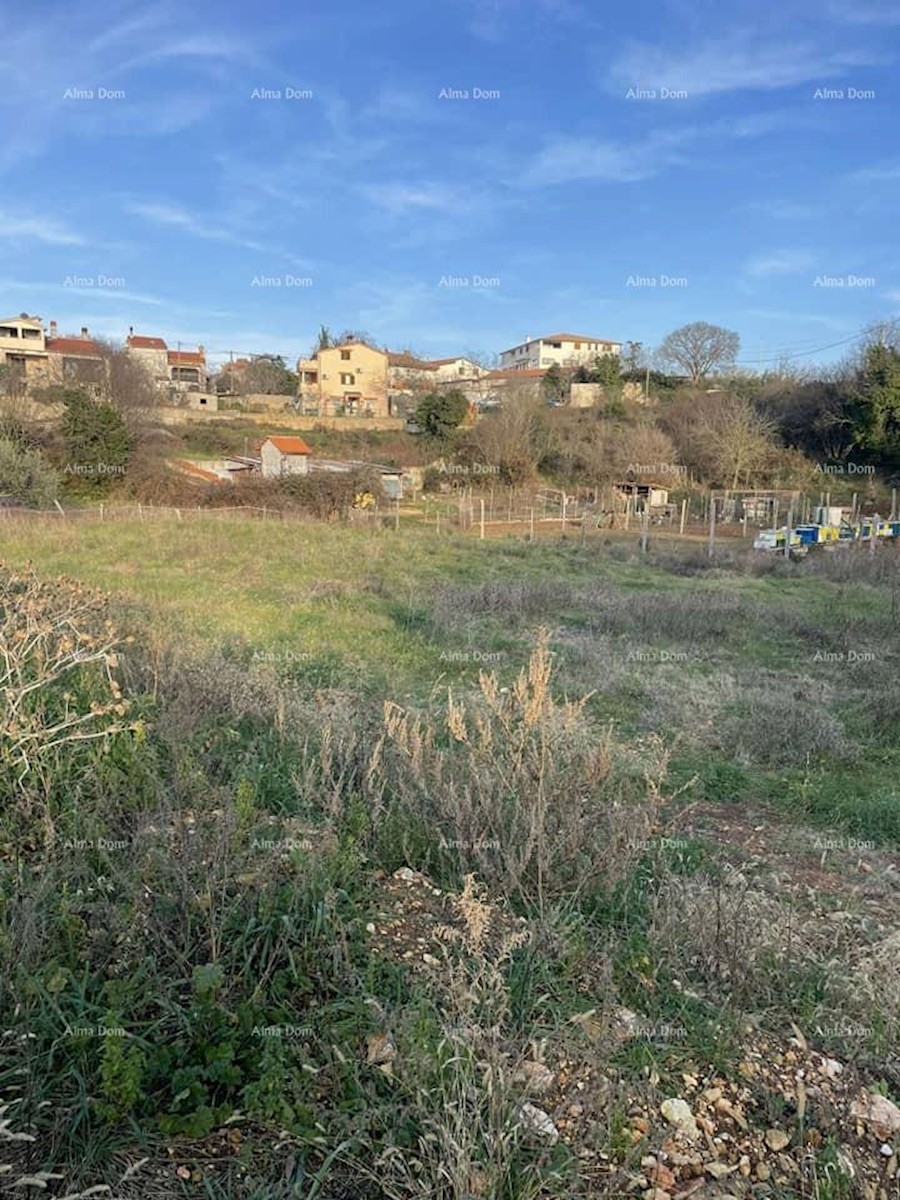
498,332,621,372
126,328,216,409
297,338,390,418
0,314,49,391
260,435,312,478
45,324,107,390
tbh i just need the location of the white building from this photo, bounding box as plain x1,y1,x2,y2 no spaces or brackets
498,332,621,372
260,436,311,478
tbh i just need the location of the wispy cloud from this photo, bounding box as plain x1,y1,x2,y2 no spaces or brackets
850,162,900,182
605,33,885,98
826,0,900,25
0,6,268,172
741,199,826,220
361,183,476,215
459,0,584,43
745,249,818,276
0,211,85,246
520,129,693,186
125,200,313,269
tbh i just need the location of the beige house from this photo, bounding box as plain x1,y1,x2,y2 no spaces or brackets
0,314,49,390
260,435,312,478
297,340,390,417
499,332,621,371
46,326,107,391
126,332,169,386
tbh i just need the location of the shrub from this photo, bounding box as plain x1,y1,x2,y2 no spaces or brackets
59,389,132,495
361,631,679,912
0,438,59,508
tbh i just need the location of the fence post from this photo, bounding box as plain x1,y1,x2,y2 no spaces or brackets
100,503,104,521
640,504,649,555
479,497,485,540
708,497,716,558
679,498,687,536
529,508,535,542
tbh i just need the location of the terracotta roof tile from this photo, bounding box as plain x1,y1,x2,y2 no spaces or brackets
127,335,168,350
265,436,312,455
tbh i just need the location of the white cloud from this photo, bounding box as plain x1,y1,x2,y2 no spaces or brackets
520,127,694,187
606,34,884,99
745,250,818,276
361,183,475,215
0,211,85,246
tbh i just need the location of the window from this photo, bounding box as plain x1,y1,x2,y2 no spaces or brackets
341,349,351,360
340,372,355,385
549,342,562,349
574,342,581,349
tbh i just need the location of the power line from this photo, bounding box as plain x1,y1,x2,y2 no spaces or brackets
734,331,864,366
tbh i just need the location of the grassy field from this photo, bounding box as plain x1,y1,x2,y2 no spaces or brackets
1,514,899,1199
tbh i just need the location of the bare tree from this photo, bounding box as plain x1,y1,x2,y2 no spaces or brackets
95,340,158,438
694,394,776,488
465,390,549,484
656,322,740,383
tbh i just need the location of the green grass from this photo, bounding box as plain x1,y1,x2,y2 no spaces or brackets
3,520,899,1198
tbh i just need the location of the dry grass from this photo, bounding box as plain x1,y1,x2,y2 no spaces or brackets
362,630,683,912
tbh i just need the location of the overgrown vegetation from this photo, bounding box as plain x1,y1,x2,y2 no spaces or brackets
1,521,898,1197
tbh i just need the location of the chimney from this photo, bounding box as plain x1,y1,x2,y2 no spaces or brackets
80,325,88,338
50,320,58,338
129,325,134,336
198,344,205,355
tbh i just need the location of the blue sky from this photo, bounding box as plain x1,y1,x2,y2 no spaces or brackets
1,0,898,370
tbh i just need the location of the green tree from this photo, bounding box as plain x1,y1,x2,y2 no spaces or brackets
60,389,132,494
852,341,900,472
0,438,59,508
573,354,622,388
542,363,569,404
414,390,470,440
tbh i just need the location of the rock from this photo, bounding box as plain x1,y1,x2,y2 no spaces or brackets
850,1091,900,1138
661,1098,699,1140
365,922,376,933
422,953,440,966
766,1128,791,1152
817,1054,844,1079
365,1031,397,1067
614,1006,642,1039
567,1103,584,1118
514,1060,555,1095
644,1162,676,1192
755,1162,771,1182
517,1102,559,1144
705,1161,736,1179
880,1143,894,1157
